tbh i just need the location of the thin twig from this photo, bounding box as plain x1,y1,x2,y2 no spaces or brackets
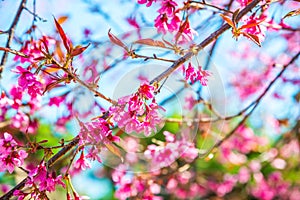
150,0,262,85
0,0,27,76
0,136,80,200
202,51,300,157
188,0,234,14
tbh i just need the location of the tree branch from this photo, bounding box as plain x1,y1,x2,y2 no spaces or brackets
0,136,80,199
150,0,261,85
201,51,300,157
0,0,27,77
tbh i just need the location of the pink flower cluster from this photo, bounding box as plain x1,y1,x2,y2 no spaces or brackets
242,15,267,44
0,132,28,173
73,151,91,171
184,62,211,85
252,172,290,200
236,0,252,7
166,171,207,198
154,0,180,34
137,0,156,7
208,174,238,197
138,0,196,42
112,165,162,200
1,89,39,134
13,66,43,99
15,161,65,199
231,67,271,100
14,36,55,64
110,82,162,136
144,131,198,170
221,126,267,164
78,118,120,163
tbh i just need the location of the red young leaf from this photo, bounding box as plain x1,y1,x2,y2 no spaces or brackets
242,32,261,47
220,14,235,28
240,20,263,30
70,43,90,57
53,16,71,52
108,29,128,51
134,38,166,48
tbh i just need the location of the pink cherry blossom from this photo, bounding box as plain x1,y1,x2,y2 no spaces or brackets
0,132,28,173
175,20,197,43
183,92,196,110
74,152,91,171
154,14,180,34
137,0,156,7
49,96,65,107
185,62,211,85
26,161,65,193
110,83,163,136
139,82,155,99
12,66,43,99
79,118,119,146
236,0,252,7
158,0,178,17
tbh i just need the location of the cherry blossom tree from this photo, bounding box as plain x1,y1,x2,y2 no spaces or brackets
0,0,299,199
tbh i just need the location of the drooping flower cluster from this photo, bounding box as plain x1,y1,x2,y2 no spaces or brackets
22,161,65,199
78,118,120,163
0,132,28,173
138,0,196,42
13,66,43,99
73,151,91,171
154,0,180,34
144,131,198,170
184,62,211,85
110,82,163,136
137,0,156,7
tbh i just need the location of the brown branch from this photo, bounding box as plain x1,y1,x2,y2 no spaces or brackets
50,57,117,105
0,0,27,77
188,0,234,14
0,136,80,200
150,0,262,85
200,51,300,157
